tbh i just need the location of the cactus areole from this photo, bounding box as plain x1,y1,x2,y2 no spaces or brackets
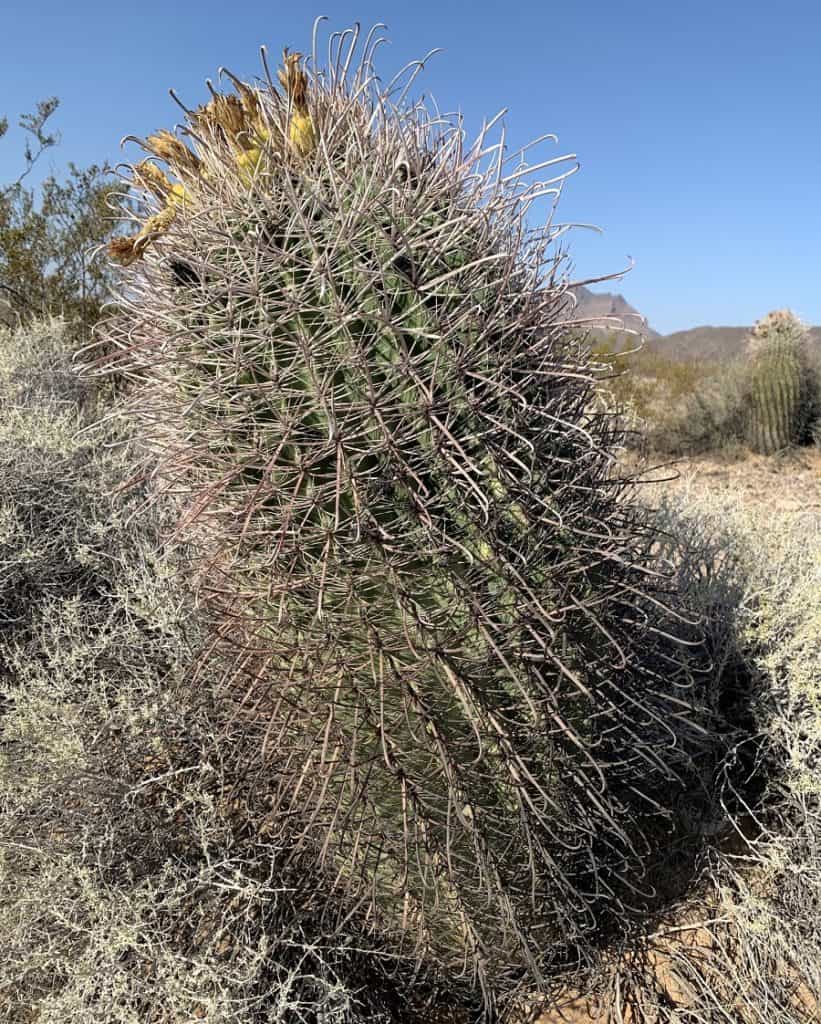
99,21,710,1014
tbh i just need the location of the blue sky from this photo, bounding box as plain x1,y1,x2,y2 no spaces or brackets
1,0,819,334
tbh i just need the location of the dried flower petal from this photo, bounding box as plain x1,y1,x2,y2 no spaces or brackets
134,160,173,199
107,235,141,266
278,51,309,112
145,130,201,175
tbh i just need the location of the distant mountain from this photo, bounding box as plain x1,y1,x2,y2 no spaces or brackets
569,286,659,339
645,327,749,362
569,288,821,362
648,325,821,362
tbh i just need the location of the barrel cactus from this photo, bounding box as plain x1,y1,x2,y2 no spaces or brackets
97,23,714,1016
745,308,813,454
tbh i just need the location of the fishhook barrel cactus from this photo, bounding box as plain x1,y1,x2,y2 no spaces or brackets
745,308,813,454
96,20,711,1016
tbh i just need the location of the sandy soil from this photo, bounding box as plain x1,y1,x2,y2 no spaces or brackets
628,447,821,522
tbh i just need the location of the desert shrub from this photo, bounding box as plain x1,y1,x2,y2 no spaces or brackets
642,358,750,456
1,99,118,341
0,316,102,411
86,24,744,1014
591,336,715,418
0,318,142,648
653,494,820,1023
591,338,748,455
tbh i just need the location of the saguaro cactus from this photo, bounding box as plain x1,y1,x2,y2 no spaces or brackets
97,23,714,1015
746,309,812,454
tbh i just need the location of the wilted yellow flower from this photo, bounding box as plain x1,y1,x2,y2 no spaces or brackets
253,123,271,145
167,182,189,206
145,130,201,175
235,80,262,122
138,205,177,243
194,92,269,154
277,50,309,111
220,68,263,124
109,206,177,265
195,93,246,140
236,146,263,181
277,51,316,156
108,235,141,266
133,160,173,200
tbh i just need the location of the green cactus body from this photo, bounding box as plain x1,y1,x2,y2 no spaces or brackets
746,309,812,453
98,30,716,1012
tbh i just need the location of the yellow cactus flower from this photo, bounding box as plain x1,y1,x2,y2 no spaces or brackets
167,182,189,206
145,130,201,175
289,111,316,156
235,146,262,182
252,121,270,146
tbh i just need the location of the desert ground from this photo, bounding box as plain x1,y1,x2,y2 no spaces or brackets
644,448,821,520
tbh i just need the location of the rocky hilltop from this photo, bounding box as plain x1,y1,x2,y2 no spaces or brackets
570,287,820,362
570,285,659,339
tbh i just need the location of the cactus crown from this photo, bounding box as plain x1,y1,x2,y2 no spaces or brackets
98,22,717,1014
747,307,808,357
109,50,308,266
